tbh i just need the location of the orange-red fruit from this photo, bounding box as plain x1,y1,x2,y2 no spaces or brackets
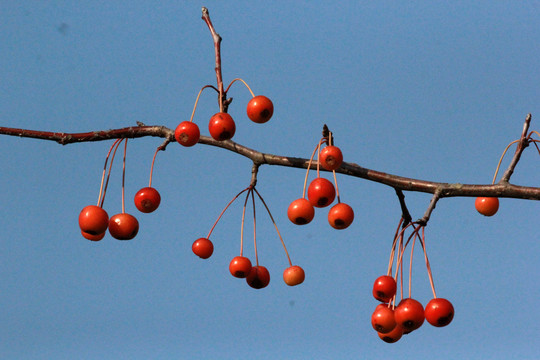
81,230,105,242
229,256,252,278
192,238,214,259
424,298,454,327
394,298,425,333
134,187,161,213
246,95,274,124
174,121,200,147
283,265,305,286
79,205,109,235
474,197,499,216
371,304,397,334
372,275,397,303
208,112,236,141
378,323,404,343
328,202,354,229
108,213,139,240
246,265,270,289
307,177,336,208
319,145,343,171
287,198,315,225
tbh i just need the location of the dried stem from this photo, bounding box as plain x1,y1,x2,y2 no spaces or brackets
499,114,532,183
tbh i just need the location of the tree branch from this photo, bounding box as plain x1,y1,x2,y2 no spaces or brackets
1,123,539,200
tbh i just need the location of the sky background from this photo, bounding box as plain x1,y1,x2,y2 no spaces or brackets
1,1,539,359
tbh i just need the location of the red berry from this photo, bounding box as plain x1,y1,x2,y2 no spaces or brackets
371,304,397,334
475,197,499,216
208,112,236,141
424,298,454,327
229,256,252,278
79,205,109,235
378,323,404,343
134,187,161,213
327,202,354,229
246,95,274,124
307,177,336,208
287,198,315,225
174,121,200,147
192,238,214,259
372,275,397,303
81,230,105,242
319,145,343,171
246,265,270,289
108,213,139,240
394,298,425,333
283,265,305,286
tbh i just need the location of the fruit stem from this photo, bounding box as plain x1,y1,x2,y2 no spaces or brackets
206,187,249,240
189,85,217,123
301,142,321,198
491,139,519,184
225,78,255,98
332,170,341,203
121,139,128,214
239,188,252,257
253,187,293,267
251,189,259,266
99,139,124,208
148,146,160,187
386,217,404,276
97,138,123,207
419,227,437,298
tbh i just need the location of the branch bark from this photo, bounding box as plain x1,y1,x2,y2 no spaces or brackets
1,123,539,200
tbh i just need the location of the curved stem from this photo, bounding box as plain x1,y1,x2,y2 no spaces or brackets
225,78,255,97
205,187,249,240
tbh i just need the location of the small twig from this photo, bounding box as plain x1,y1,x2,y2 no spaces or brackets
395,189,413,225
418,189,441,225
499,114,532,183
250,163,259,188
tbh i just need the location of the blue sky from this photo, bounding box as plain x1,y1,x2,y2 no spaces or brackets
1,1,539,359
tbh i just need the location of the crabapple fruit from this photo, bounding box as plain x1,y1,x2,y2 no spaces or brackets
287,198,315,225
246,95,274,124
371,304,397,334
372,275,397,303
246,265,270,289
229,256,252,278
208,112,236,141
283,265,305,286
307,177,336,208
378,323,404,343
474,197,499,216
174,121,200,147
424,298,454,327
108,213,139,240
81,230,105,241
327,202,354,229
394,298,425,333
134,187,161,213
192,238,214,259
79,205,109,235
319,145,343,171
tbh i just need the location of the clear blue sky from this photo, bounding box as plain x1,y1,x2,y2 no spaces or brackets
1,1,539,359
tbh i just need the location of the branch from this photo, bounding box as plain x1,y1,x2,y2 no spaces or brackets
1,124,539,200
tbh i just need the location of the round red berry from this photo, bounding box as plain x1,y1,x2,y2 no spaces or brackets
424,298,454,327
246,95,274,124
192,238,214,259
134,187,161,213
81,230,105,242
371,304,397,334
327,202,354,229
79,205,109,235
319,145,343,171
246,265,270,289
283,265,305,286
287,198,315,225
108,213,139,240
208,112,236,141
378,323,404,343
372,275,397,303
474,197,499,216
394,298,425,333
229,256,252,278
174,121,200,147
307,177,336,208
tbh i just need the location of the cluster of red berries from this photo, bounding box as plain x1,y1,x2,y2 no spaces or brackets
192,186,305,289
78,139,162,241
288,133,354,229
174,79,274,147
370,220,454,343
